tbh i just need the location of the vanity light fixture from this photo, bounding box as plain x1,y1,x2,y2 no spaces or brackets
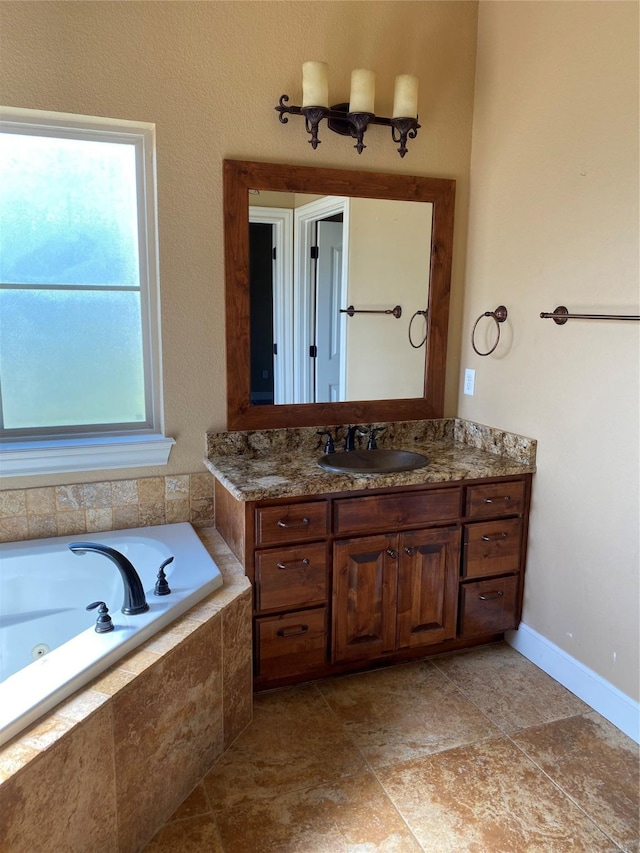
276,61,420,157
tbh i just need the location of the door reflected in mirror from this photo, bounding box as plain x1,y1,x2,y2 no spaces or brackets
249,191,432,406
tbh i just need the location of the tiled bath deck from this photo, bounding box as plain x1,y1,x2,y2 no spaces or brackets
145,644,639,853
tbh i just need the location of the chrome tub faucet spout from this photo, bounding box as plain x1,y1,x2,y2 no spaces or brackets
69,542,149,615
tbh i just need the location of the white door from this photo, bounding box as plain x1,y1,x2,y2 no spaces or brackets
315,219,344,402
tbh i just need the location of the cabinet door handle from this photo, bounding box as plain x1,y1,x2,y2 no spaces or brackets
483,496,511,504
481,532,508,542
276,624,309,638
277,516,310,528
479,590,505,600
276,558,310,570
403,546,415,556
386,548,398,559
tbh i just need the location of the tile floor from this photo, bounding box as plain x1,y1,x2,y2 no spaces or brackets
144,643,639,852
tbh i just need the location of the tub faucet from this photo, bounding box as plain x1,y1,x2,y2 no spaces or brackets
69,542,149,616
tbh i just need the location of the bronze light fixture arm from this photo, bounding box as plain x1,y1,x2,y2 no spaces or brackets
276,96,420,157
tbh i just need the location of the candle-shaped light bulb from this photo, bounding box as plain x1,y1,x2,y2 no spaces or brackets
392,74,419,118
349,69,376,114
302,61,329,108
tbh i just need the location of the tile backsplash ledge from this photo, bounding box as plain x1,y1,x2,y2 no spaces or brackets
0,473,215,543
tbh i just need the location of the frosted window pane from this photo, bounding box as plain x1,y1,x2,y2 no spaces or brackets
0,134,139,287
0,290,146,429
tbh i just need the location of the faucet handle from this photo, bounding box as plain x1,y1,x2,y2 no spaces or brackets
154,556,174,596
86,600,115,633
367,426,386,450
316,430,336,454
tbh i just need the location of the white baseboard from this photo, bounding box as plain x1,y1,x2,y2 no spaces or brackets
505,623,639,744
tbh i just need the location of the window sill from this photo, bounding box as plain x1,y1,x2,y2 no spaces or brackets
0,434,175,477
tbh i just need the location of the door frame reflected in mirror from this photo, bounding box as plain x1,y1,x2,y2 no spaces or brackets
224,159,455,430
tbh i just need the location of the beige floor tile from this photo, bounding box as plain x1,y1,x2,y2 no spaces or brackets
377,736,620,853
317,660,499,768
214,771,423,853
513,711,640,853
433,643,589,732
202,684,367,810
143,813,223,852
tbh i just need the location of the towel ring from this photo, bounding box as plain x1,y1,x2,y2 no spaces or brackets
471,305,508,356
408,309,428,348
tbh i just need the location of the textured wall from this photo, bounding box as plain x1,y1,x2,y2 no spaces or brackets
459,1,639,699
0,0,478,488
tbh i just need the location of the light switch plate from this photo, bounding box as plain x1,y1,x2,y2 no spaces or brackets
464,368,475,396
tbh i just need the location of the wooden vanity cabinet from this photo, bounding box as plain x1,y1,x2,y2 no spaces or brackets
214,473,532,691
333,525,461,663
459,480,527,638
331,489,462,664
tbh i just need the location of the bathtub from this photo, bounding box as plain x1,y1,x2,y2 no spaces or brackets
0,522,223,747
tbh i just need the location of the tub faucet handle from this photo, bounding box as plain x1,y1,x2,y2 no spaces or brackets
154,556,174,596
86,601,115,634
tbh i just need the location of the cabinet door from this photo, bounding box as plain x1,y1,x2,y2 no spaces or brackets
396,526,460,649
333,534,397,663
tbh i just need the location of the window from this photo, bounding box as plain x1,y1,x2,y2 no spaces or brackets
0,108,173,476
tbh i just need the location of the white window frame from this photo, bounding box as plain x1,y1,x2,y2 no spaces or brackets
0,107,174,477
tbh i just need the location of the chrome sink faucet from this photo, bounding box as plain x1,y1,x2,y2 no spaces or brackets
69,542,149,615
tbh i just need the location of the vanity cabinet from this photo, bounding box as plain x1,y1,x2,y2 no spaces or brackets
214,473,532,691
459,481,526,638
333,525,460,662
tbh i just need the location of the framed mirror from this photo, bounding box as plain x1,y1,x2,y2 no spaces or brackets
224,159,455,430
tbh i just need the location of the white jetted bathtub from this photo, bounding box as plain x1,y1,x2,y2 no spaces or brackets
0,522,223,746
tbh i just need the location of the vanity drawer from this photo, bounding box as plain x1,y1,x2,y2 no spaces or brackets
459,575,519,637
256,607,327,679
333,489,461,536
463,518,522,579
255,543,328,612
255,501,328,547
465,480,525,520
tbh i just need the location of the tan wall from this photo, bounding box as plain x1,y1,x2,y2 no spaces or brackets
459,1,639,699
0,0,478,489
346,197,431,399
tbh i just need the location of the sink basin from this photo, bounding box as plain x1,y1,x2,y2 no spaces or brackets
317,449,429,475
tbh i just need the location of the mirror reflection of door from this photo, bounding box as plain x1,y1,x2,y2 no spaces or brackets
249,206,293,404
248,221,274,405
249,192,432,405
315,217,344,403
294,196,349,405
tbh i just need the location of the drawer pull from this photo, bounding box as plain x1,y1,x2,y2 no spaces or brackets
403,546,415,556
276,624,309,638
276,558,310,570
277,516,310,529
479,590,505,600
386,548,398,559
481,532,508,542
483,496,512,505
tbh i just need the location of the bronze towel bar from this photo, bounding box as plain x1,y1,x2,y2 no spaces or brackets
540,306,640,325
340,305,403,319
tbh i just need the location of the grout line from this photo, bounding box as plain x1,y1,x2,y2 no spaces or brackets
504,724,627,852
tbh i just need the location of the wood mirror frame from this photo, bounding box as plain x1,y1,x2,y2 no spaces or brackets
224,159,455,430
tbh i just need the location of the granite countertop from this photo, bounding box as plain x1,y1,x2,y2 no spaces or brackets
204,419,536,503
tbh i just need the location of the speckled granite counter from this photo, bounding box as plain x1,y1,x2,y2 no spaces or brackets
205,419,536,502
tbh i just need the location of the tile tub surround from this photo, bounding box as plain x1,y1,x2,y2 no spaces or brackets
205,418,536,501
0,528,252,853
0,471,215,543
